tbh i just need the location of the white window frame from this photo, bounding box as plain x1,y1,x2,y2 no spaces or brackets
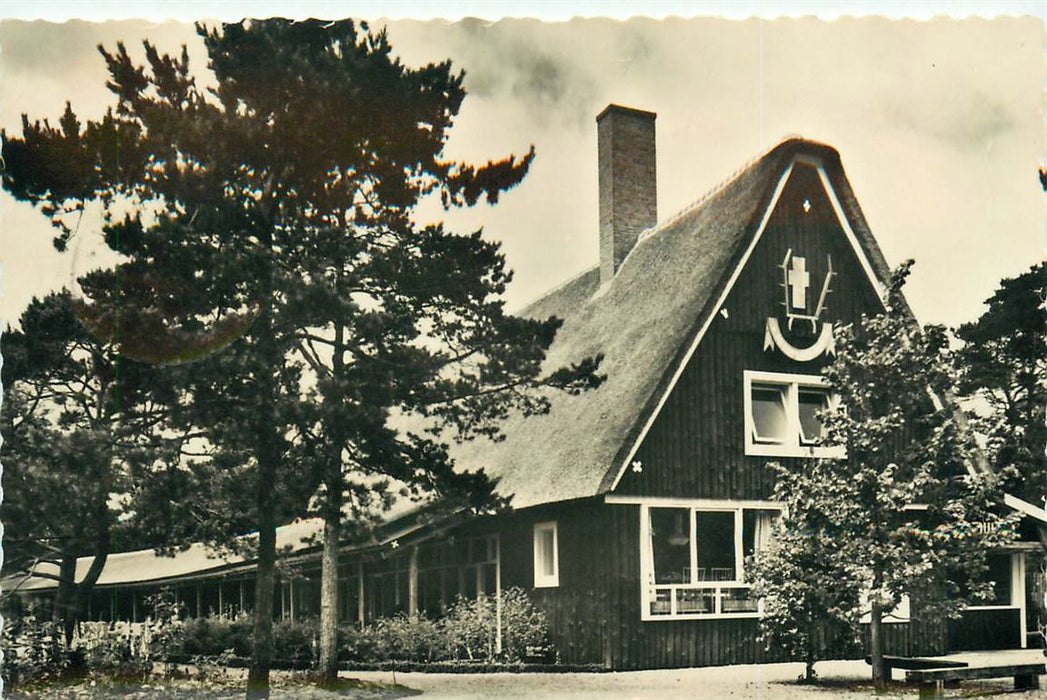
639,501,779,621
533,521,559,588
743,370,844,458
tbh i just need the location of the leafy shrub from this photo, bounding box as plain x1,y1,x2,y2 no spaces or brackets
77,622,154,683
272,617,319,662
442,587,551,662
177,613,253,657
1,610,77,689
337,586,551,664
371,615,448,662
495,587,554,663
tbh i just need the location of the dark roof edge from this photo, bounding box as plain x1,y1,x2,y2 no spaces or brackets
596,104,657,122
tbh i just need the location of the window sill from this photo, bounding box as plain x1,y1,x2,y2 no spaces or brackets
642,612,762,622
746,442,845,459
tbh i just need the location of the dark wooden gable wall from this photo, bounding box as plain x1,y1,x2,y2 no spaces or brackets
615,160,885,500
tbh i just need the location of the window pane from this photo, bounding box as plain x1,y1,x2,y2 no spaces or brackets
695,511,736,581
752,385,788,442
676,589,715,615
650,508,691,584
798,389,829,444
649,588,672,616
722,588,759,613
987,554,1012,605
743,509,777,557
536,528,555,577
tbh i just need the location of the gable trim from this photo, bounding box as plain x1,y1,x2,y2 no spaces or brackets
1004,493,1047,524
803,154,886,300
606,154,889,493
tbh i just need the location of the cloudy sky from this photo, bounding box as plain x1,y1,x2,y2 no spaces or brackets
1,12,1043,329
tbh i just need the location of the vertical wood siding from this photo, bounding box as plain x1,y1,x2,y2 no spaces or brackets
615,162,885,501
495,501,945,669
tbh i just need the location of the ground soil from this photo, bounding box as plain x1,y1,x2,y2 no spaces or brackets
8,653,1047,699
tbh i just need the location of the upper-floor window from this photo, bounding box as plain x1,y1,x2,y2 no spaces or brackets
533,521,559,588
744,370,843,458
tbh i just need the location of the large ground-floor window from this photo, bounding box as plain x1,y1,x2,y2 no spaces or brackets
640,502,778,620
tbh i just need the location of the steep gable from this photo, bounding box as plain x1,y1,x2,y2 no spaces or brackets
612,155,888,499
446,139,897,509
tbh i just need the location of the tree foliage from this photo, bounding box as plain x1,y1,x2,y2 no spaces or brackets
0,292,182,643
954,262,1046,507
750,263,1016,685
2,18,601,697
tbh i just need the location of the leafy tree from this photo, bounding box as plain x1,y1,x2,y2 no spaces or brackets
751,264,1016,687
747,473,863,682
0,292,179,643
2,18,601,697
954,263,1046,512
954,262,1047,648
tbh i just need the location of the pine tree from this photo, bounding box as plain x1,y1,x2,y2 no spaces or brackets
2,19,601,697
1,292,180,643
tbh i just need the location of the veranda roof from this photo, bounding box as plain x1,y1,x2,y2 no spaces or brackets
5,499,427,592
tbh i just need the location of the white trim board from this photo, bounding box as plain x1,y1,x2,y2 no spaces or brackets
1004,493,1047,524
605,495,781,509
607,155,888,493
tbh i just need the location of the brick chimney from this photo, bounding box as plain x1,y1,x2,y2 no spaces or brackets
597,104,657,284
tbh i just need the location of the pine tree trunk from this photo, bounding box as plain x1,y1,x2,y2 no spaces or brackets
804,628,816,683
53,556,78,646
246,456,278,699
247,292,279,700
869,600,887,689
318,472,342,686
317,320,346,687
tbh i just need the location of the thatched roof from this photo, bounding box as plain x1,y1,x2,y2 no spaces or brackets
6,499,426,592
449,138,895,509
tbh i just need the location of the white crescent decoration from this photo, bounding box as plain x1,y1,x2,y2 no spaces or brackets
764,319,836,362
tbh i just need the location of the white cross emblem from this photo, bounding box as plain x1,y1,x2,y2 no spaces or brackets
788,256,810,310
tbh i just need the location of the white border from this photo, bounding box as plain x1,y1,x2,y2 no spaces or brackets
2,2,1039,21
532,521,559,588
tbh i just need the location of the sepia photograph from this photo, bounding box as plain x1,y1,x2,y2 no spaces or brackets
0,2,1044,698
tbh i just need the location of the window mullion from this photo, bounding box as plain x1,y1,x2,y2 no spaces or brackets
734,509,744,582
787,382,800,448
689,508,697,586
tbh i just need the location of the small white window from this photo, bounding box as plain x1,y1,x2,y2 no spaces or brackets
744,370,842,458
533,521,559,588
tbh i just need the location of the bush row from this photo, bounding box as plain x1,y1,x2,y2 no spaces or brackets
1,586,554,687
171,587,553,663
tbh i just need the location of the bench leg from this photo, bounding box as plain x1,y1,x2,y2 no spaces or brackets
918,680,944,700
1015,673,1040,691
884,666,892,683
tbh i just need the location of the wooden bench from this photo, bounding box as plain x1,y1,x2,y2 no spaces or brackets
906,663,1046,699
864,656,968,683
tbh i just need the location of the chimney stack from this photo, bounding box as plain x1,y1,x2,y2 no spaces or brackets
597,104,657,284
